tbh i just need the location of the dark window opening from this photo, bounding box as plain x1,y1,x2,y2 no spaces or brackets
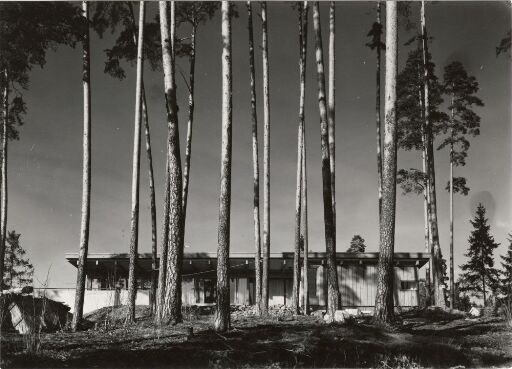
401,280,418,290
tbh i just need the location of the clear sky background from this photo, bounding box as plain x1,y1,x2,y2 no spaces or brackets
8,1,511,288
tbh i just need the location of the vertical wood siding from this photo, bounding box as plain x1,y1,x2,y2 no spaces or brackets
180,264,421,307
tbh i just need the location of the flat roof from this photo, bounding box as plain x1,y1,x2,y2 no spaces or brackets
64,252,429,279
66,251,429,266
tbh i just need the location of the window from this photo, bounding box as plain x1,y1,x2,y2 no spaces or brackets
401,280,418,290
203,279,216,303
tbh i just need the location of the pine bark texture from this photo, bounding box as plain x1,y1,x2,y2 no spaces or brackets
312,1,339,322
327,2,336,285
247,1,262,315
449,98,455,308
419,68,432,297
182,24,196,224
127,1,158,315
127,0,145,323
421,1,446,308
300,1,309,315
375,2,383,217
374,0,397,324
0,75,7,290
215,0,232,333
142,89,158,314
156,152,170,322
0,73,5,289
261,1,271,315
71,1,91,331
293,67,303,315
422,127,432,297
301,133,309,315
159,1,185,324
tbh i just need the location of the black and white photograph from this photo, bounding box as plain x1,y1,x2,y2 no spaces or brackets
0,1,511,368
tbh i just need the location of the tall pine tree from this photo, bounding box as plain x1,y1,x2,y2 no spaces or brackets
441,60,483,308
459,204,500,306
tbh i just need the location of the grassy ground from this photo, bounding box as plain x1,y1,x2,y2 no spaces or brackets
1,306,511,368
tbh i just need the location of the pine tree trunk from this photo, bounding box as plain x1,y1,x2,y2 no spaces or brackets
449,94,455,309
215,0,232,332
375,2,383,217
0,73,7,289
421,1,446,309
247,1,262,315
71,2,90,331
327,5,336,297
0,71,7,291
422,131,432,301
374,0,397,324
292,3,304,314
182,24,196,224
293,70,303,315
300,1,309,316
1,81,6,278
261,1,271,315
482,273,486,306
159,0,184,324
127,1,145,323
155,152,170,323
127,1,158,316
312,1,339,322
419,67,432,302
142,89,158,315
301,135,309,315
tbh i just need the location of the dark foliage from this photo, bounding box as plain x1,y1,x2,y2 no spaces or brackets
2,231,33,290
0,2,83,138
93,2,220,80
499,234,512,300
496,30,511,57
347,235,366,253
459,204,500,305
396,168,425,195
445,176,470,196
92,2,161,79
440,61,483,166
365,21,384,51
396,46,448,152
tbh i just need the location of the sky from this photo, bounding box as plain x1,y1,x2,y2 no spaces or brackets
7,1,511,288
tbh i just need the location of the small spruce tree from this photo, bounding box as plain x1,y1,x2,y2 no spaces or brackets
499,233,512,303
459,204,500,306
2,231,33,290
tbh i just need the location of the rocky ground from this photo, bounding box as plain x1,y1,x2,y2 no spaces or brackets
1,305,511,368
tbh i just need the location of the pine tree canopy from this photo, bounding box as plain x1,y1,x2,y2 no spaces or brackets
396,46,448,152
0,2,83,139
347,235,366,253
439,61,483,166
496,30,511,56
93,2,220,81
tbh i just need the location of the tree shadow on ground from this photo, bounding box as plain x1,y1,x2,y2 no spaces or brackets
3,316,512,368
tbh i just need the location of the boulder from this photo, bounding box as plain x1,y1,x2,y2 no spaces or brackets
469,306,481,317
344,308,361,317
311,309,325,318
334,310,346,322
